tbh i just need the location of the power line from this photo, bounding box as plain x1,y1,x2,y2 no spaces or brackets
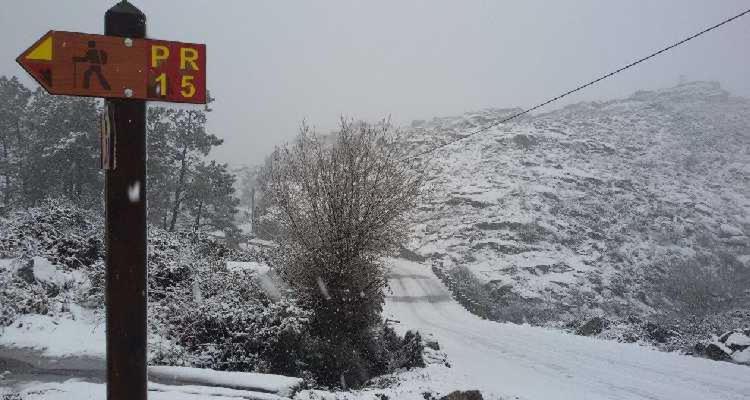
412,7,750,159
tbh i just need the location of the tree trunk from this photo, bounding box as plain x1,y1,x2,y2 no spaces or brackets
0,128,10,207
168,144,189,231
193,200,203,231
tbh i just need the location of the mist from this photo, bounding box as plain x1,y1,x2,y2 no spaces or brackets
1,0,748,166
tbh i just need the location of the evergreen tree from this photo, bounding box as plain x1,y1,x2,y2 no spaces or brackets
186,160,240,233
10,88,101,209
0,76,31,211
146,107,224,231
0,76,239,232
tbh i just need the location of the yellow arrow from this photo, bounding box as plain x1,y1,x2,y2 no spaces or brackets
26,36,53,61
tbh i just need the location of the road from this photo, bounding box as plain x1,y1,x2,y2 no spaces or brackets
384,258,750,400
0,346,104,387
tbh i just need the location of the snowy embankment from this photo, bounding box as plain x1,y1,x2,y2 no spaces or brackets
1,380,290,400
149,366,302,397
0,256,106,358
0,309,105,359
381,258,750,400
1,365,301,400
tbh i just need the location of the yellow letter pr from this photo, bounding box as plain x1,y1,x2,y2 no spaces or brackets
151,45,170,68
180,48,200,71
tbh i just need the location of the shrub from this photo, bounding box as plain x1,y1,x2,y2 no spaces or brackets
151,263,425,389
0,267,50,326
258,118,425,385
151,276,314,375
653,252,749,318
300,324,426,389
0,199,102,269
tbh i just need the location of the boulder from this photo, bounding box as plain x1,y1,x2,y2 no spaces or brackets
440,390,484,400
399,246,426,262
718,330,750,352
576,317,607,336
704,343,732,361
718,224,743,238
16,259,35,284
425,339,441,351
644,322,675,343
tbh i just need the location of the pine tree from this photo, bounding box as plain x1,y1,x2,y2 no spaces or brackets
186,160,239,233
146,107,223,231
0,76,31,211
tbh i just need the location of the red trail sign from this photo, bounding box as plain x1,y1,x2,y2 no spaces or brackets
17,30,207,104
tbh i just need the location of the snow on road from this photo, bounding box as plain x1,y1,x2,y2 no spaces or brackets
0,380,288,400
149,366,302,397
383,258,750,400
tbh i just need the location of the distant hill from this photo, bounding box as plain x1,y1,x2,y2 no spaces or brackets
405,81,750,323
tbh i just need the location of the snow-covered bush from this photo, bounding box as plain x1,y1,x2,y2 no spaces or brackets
1,199,427,386
152,287,313,374
258,119,426,386
0,199,102,270
150,259,426,388
651,252,750,319
0,264,50,326
0,200,102,323
295,323,426,389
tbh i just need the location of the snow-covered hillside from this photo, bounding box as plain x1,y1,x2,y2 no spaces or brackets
406,82,750,330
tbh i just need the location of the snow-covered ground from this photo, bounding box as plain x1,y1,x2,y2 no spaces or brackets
149,366,302,397
0,306,105,359
0,380,289,400
4,257,750,399
381,258,750,400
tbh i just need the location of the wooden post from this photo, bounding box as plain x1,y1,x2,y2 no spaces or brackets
104,2,147,400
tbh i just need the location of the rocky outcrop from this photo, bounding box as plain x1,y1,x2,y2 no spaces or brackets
695,329,750,364
440,390,484,400
576,317,607,336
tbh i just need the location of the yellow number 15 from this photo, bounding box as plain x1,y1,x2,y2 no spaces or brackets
181,76,196,98
155,74,195,98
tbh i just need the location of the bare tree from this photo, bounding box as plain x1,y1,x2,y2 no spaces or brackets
259,118,424,339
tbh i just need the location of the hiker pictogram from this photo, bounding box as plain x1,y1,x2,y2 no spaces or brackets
73,40,111,90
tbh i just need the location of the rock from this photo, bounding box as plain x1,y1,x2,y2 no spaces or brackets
440,390,484,400
425,339,441,351
720,331,750,352
644,322,675,343
626,315,641,325
576,317,607,336
513,134,536,149
622,333,639,343
704,343,732,361
16,258,35,284
733,348,750,365
399,246,426,262
719,224,743,237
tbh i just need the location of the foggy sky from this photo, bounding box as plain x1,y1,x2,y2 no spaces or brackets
1,1,749,167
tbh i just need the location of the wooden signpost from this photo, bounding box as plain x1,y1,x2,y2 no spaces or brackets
16,2,207,399
17,31,206,103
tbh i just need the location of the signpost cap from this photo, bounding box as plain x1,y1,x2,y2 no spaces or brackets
106,1,145,19
105,0,146,38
